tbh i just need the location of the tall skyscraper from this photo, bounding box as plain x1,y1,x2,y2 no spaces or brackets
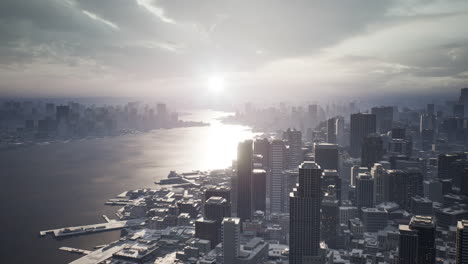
253,138,270,169
308,104,318,129
399,216,436,264
290,161,322,264
388,169,423,210
321,185,339,248
284,128,303,169
371,163,388,205
237,140,253,222
252,169,266,212
438,153,466,180
350,113,376,157
458,88,468,117
205,197,231,223
327,117,337,143
371,106,394,134
270,139,286,213
222,217,240,264
456,220,468,264
361,135,383,169
322,169,342,204
336,116,345,146
314,143,339,171
356,172,374,210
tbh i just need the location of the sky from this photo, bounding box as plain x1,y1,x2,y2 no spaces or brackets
0,0,468,102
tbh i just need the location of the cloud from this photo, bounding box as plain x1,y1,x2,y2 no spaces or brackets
0,0,467,100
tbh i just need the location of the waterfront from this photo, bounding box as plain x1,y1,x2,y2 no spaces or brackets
0,110,255,264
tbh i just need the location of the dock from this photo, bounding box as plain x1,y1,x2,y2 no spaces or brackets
39,218,146,238
59,247,92,255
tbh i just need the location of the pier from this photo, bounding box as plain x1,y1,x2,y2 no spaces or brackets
39,218,146,238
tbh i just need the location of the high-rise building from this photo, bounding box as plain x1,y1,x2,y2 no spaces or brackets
270,139,286,213
388,169,423,210
222,217,240,264
195,219,219,249
361,135,384,169
350,113,376,157
314,143,339,171
284,128,302,169
289,162,322,264
362,207,388,232
321,185,339,248
371,106,394,134
454,104,464,118
253,138,270,169
237,140,253,222
399,216,436,264
398,224,419,264
327,117,337,143
456,220,468,264
252,169,266,212
309,104,319,129
205,186,231,205
392,127,406,140
322,169,342,204
356,172,374,210
438,153,466,180
410,196,433,216
458,88,468,117
336,116,346,146
371,163,388,205
205,197,231,223
420,113,435,133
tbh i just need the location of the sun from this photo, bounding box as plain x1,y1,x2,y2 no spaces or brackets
207,75,226,93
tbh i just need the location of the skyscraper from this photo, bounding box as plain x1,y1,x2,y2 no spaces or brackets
205,197,231,223
350,113,376,158
327,117,337,143
237,140,253,222
253,138,270,169
314,143,339,171
270,139,286,213
458,88,468,117
438,153,466,180
356,172,374,210
399,216,436,264
371,163,388,205
388,169,423,210
222,217,240,264
361,135,383,169
252,169,266,212
371,106,394,134
456,220,468,264
284,128,303,169
321,185,339,248
322,169,342,204
290,161,322,264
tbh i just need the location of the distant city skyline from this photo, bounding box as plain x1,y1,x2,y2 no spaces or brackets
0,1,468,101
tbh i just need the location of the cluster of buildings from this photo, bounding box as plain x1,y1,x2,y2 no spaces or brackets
0,101,205,143
41,88,468,264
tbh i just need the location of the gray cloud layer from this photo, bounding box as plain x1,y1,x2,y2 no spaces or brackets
0,0,467,100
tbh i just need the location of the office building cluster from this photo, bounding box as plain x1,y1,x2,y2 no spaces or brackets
0,101,205,143
41,88,468,263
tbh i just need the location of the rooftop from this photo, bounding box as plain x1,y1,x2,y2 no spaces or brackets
299,161,320,170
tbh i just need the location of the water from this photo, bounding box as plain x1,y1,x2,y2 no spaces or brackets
0,110,255,264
